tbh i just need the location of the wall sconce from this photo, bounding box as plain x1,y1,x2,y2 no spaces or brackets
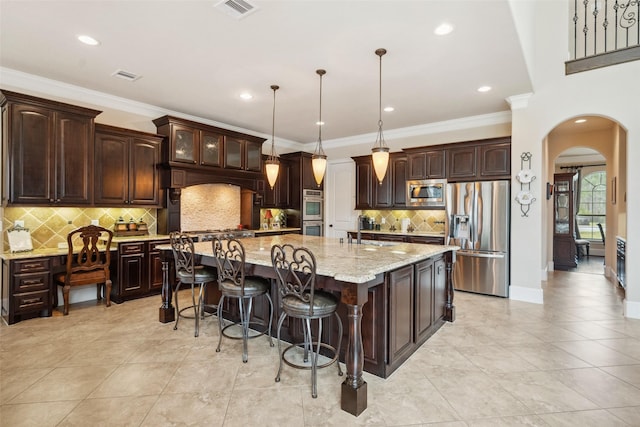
546,182,553,200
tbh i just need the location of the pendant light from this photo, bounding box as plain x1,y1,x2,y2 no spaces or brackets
371,48,390,185
265,84,280,190
312,69,327,187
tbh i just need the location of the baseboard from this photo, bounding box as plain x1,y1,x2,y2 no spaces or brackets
509,285,544,304
624,299,640,319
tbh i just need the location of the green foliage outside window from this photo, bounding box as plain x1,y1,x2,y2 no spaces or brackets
577,171,606,240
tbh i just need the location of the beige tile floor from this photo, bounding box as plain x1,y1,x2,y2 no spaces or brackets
2,263,640,426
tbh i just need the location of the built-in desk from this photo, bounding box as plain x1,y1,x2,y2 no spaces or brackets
157,234,457,416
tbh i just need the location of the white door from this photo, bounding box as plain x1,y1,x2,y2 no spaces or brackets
325,159,357,238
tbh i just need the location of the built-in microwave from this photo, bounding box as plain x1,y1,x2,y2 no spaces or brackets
406,179,447,208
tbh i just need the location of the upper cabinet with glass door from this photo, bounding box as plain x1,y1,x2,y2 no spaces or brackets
153,115,263,172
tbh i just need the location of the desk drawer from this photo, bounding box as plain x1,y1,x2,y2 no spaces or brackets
13,272,50,293
14,258,51,274
14,290,50,314
120,243,145,254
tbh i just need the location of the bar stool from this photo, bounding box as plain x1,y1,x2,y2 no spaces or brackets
170,232,217,337
212,236,274,362
270,244,343,398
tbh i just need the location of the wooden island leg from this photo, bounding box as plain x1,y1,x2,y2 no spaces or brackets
341,302,367,416
340,281,370,416
159,256,175,323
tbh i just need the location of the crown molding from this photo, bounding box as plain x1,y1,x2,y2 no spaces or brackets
506,92,533,110
0,67,302,148
304,110,513,151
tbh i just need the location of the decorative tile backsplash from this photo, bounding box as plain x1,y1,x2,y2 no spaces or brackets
361,209,447,233
2,207,157,251
180,184,241,231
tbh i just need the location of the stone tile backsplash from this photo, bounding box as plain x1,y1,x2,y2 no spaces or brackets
3,207,157,251
361,209,447,233
180,184,241,231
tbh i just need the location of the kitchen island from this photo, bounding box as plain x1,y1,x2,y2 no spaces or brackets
158,234,457,416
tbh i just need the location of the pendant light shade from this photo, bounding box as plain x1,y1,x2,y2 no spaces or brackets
372,48,389,185
265,84,280,189
312,69,327,187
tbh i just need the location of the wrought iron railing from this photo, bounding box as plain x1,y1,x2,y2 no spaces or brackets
567,0,640,73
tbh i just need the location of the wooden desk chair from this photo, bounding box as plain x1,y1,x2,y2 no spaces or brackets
53,225,113,315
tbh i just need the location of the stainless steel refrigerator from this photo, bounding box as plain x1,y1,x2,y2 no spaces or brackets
446,181,510,297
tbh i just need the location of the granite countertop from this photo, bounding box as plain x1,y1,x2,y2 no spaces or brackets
0,234,171,260
183,234,458,284
347,229,446,238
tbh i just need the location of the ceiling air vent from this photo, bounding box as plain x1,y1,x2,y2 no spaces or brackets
214,0,259,19
111,69,141,82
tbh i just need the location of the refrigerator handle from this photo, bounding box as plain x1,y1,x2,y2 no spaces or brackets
458,252,505,259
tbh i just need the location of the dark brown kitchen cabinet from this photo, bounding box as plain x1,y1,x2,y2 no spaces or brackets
224,136,262,172
354,153,407,209
94,124,162,207
406,235,445,245
1,90,101,206
406,149,445,180
388,265,414,368
414,259,434,342
260,157,290,208
111,239,168,303
157,120,222,167
153,115,264,173
479,141,510,178
433,257,447,322
1,257,53,325
387,254,446,373
280,152,325,213
447,145,477,180
148,239,170,292
354,156,373,209
392,154,408,207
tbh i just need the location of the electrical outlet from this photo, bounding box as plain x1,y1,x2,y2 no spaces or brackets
14,220,24,227
58,242,68,249
91,219,99,226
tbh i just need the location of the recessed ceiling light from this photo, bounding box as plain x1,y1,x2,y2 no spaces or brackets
239,92,253,100
434,23,454,36
316,121,325,126
477,86,492,92
77,35,100,46
384,106,395,112
575,118,587,123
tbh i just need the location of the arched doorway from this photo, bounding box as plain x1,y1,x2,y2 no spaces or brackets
544,115,626,283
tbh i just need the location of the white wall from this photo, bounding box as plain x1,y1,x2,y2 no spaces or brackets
510,0,639,316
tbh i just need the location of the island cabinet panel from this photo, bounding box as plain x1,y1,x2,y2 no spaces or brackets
1,90,101,206
94,124,162,207
433,257,447,322
414,259,434,342
388,265,415,368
